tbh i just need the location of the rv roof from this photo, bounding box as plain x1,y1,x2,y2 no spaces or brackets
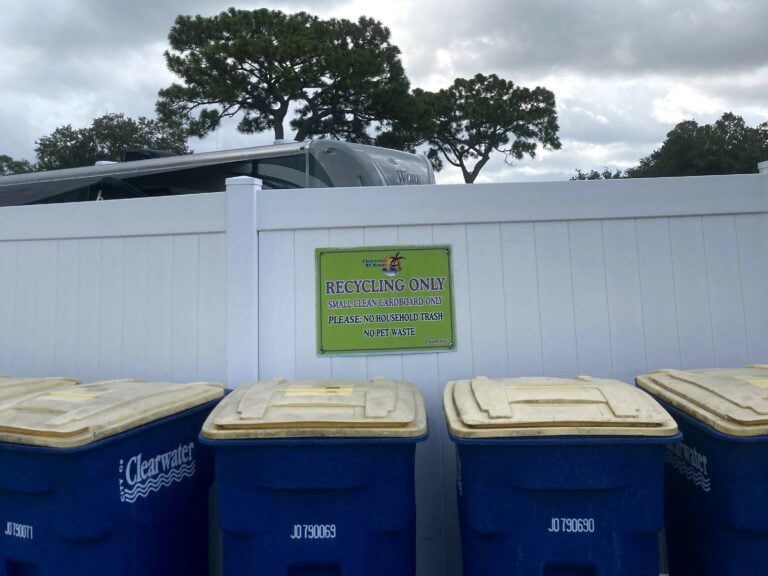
0,141,310,206
0,140,435,206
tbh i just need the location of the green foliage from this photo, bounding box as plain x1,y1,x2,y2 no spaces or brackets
157,8,410,143
571,168,625,180
34,113,190,170
375,88,440,153
382,74,561,183
0,154,34,176
626,112,768,178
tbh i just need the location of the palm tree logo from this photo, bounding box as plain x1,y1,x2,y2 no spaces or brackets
382,252,405,276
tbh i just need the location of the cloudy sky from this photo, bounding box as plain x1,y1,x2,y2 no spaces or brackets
2,0,767,183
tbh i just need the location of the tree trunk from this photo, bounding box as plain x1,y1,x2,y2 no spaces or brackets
274,122,285,141
464,152,491,183
272,100,290,141
294,116,318,142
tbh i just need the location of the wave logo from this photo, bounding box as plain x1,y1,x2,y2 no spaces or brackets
665,442,711,492
118,442,196,503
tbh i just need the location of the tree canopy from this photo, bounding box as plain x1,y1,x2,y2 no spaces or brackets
570,168,624,180
0,154,34,176
574,112,768,180
380,74,561,183
156,8,410,143
625,112,768,178
34,113,190,171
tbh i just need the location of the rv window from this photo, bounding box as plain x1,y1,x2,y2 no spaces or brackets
253,153,333,189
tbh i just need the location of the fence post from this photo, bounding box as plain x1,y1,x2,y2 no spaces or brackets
226,176,263,388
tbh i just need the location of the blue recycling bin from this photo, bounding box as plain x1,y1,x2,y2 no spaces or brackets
444,376,681,576
0,379,224,576
200,378,427,576
637,366,768,576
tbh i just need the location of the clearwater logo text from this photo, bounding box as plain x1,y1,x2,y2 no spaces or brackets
665,442,711,492
118,442,196,503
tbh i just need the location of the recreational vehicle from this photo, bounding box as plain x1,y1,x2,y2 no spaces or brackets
0,140,434,206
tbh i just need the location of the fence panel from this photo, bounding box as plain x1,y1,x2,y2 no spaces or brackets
0,194,228,382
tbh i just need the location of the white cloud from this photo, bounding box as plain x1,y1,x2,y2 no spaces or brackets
652,84,726,124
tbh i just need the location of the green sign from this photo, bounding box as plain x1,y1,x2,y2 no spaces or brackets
316,245,455,355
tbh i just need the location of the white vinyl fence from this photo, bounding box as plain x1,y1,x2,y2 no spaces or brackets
1,171,766,575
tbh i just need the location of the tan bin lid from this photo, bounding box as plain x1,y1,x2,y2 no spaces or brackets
201,378,427,440
444,376,679,438
637,365,768,436
0,376,79,401
0,379,224,448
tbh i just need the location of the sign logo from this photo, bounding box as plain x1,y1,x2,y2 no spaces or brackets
665,442,711,492
382,252,405,276
118,442,196,503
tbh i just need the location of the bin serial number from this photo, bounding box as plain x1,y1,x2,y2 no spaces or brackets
548,517,595,534
290,524,337,540
4,521,34,540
